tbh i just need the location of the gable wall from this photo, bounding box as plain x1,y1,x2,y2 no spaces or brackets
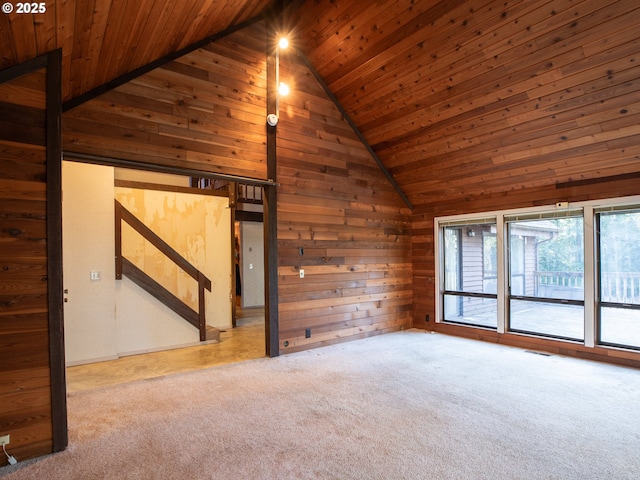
61,21,413,354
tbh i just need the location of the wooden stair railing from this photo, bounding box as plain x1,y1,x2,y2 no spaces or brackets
114,200,212,341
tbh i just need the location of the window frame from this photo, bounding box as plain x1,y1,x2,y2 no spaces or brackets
434,196,640,351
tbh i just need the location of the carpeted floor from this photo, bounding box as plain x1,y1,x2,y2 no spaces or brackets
2,330,639,479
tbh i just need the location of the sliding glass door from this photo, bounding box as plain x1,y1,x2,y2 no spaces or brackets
437,199,640,353
442,222,497,328
597,208,640,349
506,214,584,341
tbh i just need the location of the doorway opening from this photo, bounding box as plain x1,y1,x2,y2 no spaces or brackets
62,160,267,392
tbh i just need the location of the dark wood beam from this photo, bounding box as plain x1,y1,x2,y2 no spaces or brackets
45,48,68,453
264,22,280,358
63,151,278,187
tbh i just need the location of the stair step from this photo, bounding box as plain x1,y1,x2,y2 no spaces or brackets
206,326,221,343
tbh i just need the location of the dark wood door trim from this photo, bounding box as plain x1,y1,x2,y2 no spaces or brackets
46,48,68,452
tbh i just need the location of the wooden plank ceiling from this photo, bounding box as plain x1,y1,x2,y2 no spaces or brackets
1,0,639,208
0,0,274,103
291,0,640,206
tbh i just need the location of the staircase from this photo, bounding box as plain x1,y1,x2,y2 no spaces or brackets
114,200,218,342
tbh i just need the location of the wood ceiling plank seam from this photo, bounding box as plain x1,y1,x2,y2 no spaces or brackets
127,0,180,70
78,0,112,96
62,14,264,109
481,69,640,143
559,36,640,80
177,0,227,52
68,0,103,97
332,0,546,106
388,94,639,176
597,107,640,132
336,0,528,95
318,0,499,91
304,0,420,71
361,32,616,145
55,0,76,100
290,0,360,48
119,0,165,77
316,0,468,86
348,2,616,130
0,14,18,68
339,0,605,124
580,8,640,57
531,1,639,53
513,6,639,76
33,1,57,55
92,0,140,86
6,12,38,64
163,0,212,57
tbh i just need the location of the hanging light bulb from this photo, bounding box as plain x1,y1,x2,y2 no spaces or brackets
278,82,290,97
278,37,289,50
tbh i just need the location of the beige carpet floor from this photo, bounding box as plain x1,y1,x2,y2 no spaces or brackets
1,330,639,479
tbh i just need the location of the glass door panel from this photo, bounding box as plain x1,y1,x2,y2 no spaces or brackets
443,224,497,328
508,216,584,340
597,209,640,349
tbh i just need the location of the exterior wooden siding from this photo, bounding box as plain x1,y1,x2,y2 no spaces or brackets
275,49,413,353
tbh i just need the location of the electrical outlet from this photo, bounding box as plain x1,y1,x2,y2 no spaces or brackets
0,434,9,446
299,269,304,278
305,328,311,338
425,314,430,322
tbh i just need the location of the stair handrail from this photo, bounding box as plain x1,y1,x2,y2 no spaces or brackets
114,200,211,341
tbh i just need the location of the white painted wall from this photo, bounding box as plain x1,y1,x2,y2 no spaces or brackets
62,162,118,364
241,221,264,307
63,162,231,365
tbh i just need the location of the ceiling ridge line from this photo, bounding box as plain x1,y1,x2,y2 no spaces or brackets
295,49,413,211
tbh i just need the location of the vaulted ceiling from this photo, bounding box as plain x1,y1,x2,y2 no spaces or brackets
0,0,275,102
2,0,639,207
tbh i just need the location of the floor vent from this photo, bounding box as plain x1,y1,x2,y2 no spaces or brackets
525,350,551,356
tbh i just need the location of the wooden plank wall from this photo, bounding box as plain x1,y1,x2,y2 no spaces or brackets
62,24,269,180
412,177,640,367
276,49,412,353
402,0,640,366
0,68,53,464
62,20,413,355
